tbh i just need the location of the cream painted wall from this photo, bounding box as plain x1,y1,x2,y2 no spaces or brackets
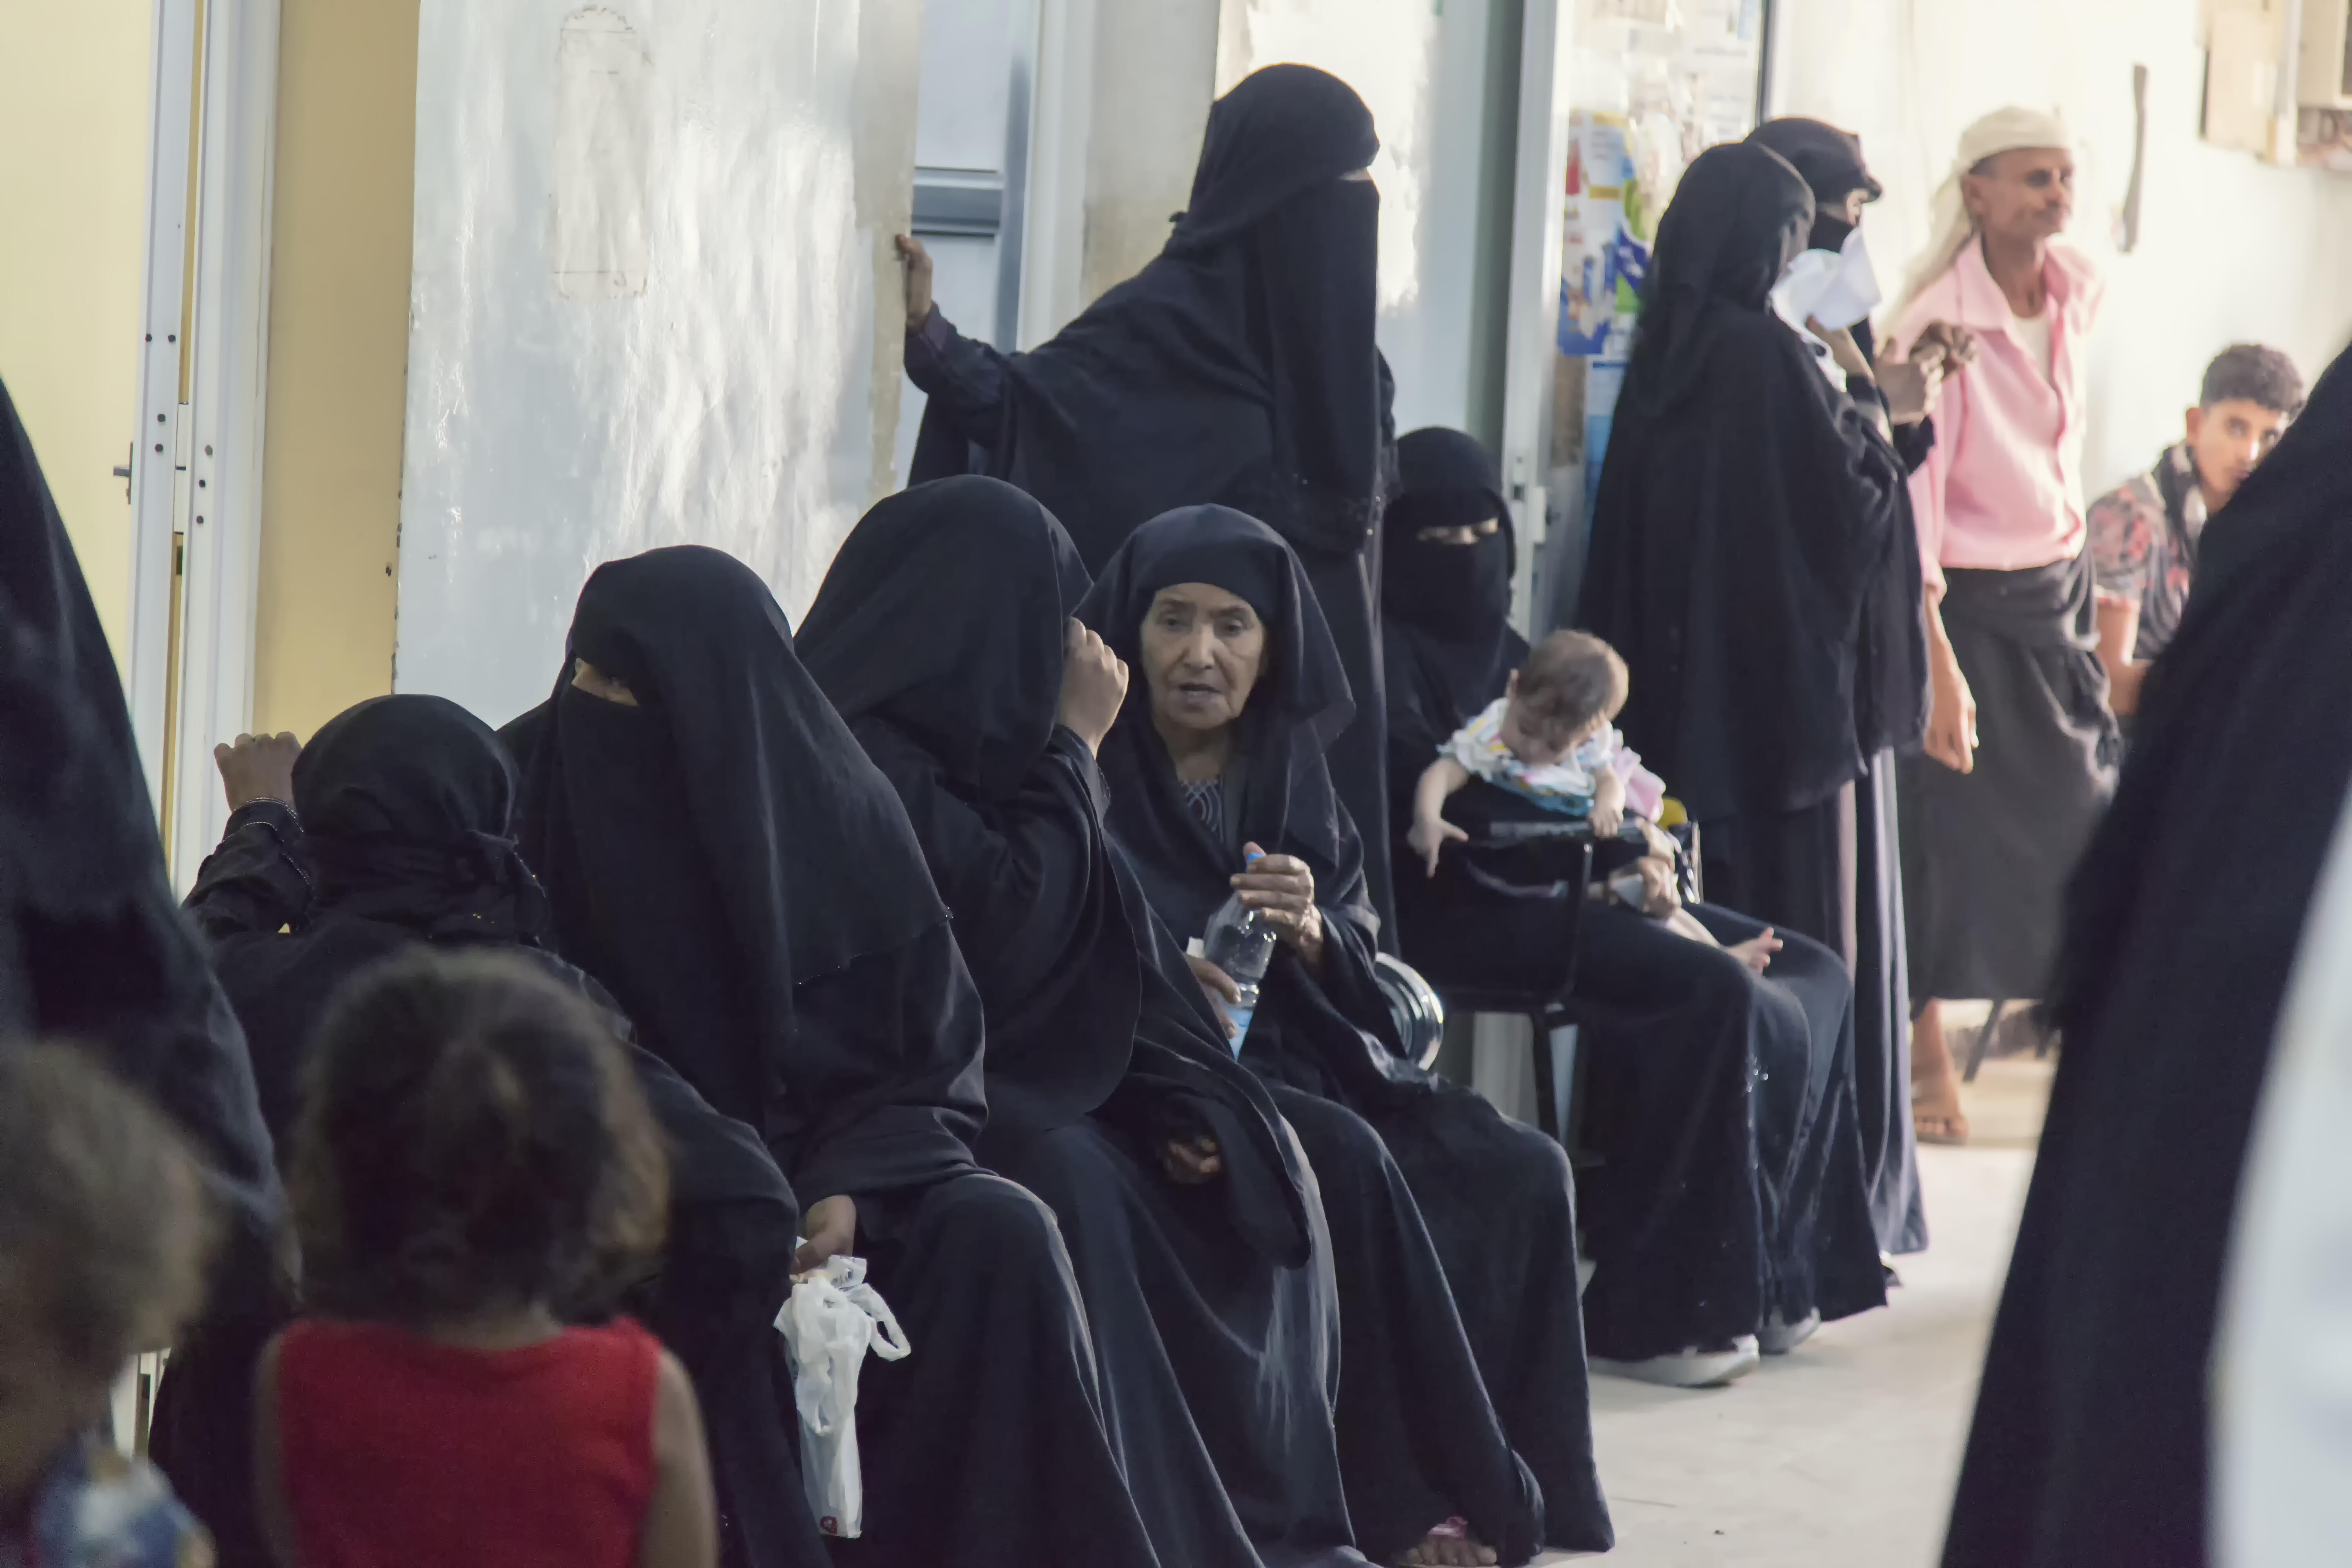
0,0,153,663
1771,0,2352,496
249,0,419,739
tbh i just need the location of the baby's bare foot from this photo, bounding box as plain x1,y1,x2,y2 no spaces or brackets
1727,929,1780,974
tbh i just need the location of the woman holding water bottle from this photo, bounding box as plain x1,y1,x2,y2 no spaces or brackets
799,478,1369,1568
1080,505,1615,1562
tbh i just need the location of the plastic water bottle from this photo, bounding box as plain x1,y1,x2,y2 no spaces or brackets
1194,852,1277,1054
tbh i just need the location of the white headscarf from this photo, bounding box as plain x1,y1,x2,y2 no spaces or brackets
1886,106,2073,325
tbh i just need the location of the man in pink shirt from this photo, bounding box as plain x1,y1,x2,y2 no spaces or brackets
1886,108,2120,1144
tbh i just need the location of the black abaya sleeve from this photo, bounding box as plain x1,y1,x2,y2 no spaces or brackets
184,802,313,942
905,307,1011,455
774,921,987,1207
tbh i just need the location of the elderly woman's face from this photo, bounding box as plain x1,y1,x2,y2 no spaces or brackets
1140,583,1266,735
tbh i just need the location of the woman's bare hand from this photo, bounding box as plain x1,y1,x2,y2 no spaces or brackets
214,732,301,811
894,234,934,324
1160,1136,1225,1185
1233,843,1325,969
1056,619,1129,755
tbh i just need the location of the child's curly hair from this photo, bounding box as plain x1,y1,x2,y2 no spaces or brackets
0,1045,219,1375
291,950,668,1323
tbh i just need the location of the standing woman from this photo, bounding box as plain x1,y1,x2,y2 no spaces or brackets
1884,109,2119,1145
1578,140,1911,1079
502,546,1158,1568
1746,115,1943,1250
1942,354,2352,1566
798,477,1360,1568
898,63,1400,932
1082,506,1614,1563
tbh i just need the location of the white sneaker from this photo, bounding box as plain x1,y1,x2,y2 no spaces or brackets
1591,1336,1761,1388
1759,1310,1821,1356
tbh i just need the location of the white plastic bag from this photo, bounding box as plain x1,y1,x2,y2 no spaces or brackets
773,1253,910,1538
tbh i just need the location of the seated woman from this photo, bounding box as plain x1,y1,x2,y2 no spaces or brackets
1382,427,1887,1386
179,695,817,1568
501,546,1158,1568
798,476,1360,1568
1078,506,1613,1559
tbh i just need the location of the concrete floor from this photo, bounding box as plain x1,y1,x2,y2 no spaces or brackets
1542,1053,2055,1567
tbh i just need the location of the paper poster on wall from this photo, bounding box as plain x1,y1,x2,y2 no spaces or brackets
395,0,920,726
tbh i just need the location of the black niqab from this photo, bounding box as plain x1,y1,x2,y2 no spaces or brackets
505,546,971,1196
1626,142,1815,416
911,65,1384,566
1380,429,1525,783
1579,142,1909,820
797,477,1091,799
1943,347,2352,1568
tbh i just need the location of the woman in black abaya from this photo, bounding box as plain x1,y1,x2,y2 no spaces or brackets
1577,143,1922,1247
1,374,284,1564
1079,506,1613,1560
1382,428,1885,1380
180,695,820,1568
1942,352,2352,1568
899,62,1400,936
1747,115,1932,1237
501,546,1156,1568
799,476,1360,1568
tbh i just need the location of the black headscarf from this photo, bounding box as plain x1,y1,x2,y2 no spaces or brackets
796,477,1091,799
1626,143,1815,417
503,546,957,1154
1943,347,2352,1566
295,695,550,944
913,65,1384,567
800,481,1316,1265
0,374,282,1287
1380,428,1526,782
1747,118,1881,254
1080,506,1431,1110
1079,506,1359,932
1579,143,1908,819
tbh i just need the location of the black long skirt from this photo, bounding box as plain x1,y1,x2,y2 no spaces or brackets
1575,904,1886,1359
833,1172,1159,1568
1899,557,2118,1003
1259,1088,1568,1564
985,1117,1363,1568
1701,752,1926,1255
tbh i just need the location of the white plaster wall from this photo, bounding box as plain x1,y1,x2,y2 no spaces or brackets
395,0,922,726
1770,0,2352,496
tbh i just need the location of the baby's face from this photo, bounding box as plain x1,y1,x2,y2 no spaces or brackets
1499,698,1602,769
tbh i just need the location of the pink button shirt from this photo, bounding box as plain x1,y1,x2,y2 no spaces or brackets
1889,240,2104,601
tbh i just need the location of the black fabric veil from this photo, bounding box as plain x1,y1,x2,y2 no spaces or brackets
1381,428,1525,770
913,65,1383,566
797,477,1091,799
801,479,1316,1266
503,546,969,1196
1625,142,1815,416
1944,348,2352,1566
1579,142,1908,819
294,695,551,944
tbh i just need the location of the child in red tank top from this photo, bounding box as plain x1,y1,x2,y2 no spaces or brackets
250,951,716,1568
